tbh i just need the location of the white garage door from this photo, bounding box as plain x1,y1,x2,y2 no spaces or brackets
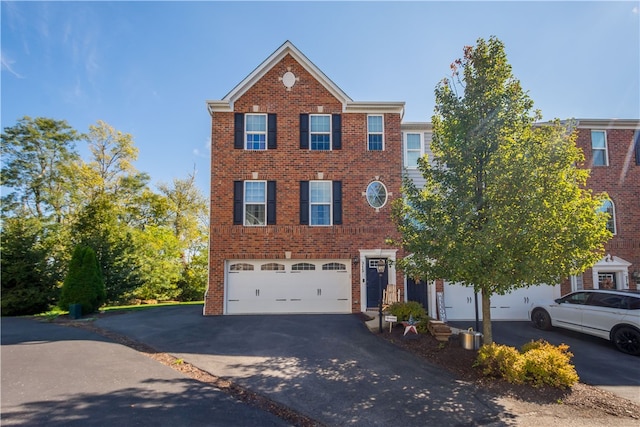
225,259,352,314
443,282,560,321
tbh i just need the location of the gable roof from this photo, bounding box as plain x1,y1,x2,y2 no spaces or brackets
207,40,404,116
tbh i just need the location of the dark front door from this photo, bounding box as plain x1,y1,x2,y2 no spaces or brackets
366,258,388,309
407,277,428,312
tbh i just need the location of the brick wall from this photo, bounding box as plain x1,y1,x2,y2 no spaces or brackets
206,54,403,315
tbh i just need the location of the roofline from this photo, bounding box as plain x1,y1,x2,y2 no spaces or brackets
574,118,640,130
220,40,353,111
401,121,433,131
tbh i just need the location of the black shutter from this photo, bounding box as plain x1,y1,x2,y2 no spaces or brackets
234,113,244,149
300,114,309,149
267,181,276,225
267,114,277,149
332,181,342,225
300,181,309,225
332,114,342,150
233,181,243,224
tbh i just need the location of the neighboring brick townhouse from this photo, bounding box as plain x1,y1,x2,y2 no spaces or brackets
205,41,639,319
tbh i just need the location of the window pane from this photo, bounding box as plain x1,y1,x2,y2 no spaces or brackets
245,205,265,225
311,134,330,150
246,134,266,150
591,131,606,148
369,134,383,151
310,182,331,202
406,134,421,149
592,150,606,166
310,115,330,132
368,116,383,132
407,151,420,167
311,205,330,225
246,115,266,132
245,182,265,202
366,181,388,208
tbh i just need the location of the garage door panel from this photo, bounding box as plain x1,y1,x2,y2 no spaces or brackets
226,260,351,314
443,282,559,321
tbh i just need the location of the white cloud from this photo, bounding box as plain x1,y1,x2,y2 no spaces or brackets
633,6,639,14
1,53,25,78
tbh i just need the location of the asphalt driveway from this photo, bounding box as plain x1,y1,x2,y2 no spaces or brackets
94,305,509,426
1,317,289,426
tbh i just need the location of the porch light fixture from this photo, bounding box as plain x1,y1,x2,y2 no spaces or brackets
376,259,386,334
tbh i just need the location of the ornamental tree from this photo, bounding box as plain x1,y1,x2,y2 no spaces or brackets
392,37,611,344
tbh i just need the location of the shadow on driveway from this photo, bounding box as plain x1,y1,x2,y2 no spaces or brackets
95,305,516,426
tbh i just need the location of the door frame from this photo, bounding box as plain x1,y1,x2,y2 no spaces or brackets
358,249,398,312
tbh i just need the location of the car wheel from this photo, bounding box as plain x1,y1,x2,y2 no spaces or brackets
612,326,640,356
531,309,552,330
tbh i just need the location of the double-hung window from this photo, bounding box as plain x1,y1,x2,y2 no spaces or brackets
234,113,276,150
244,181,266,225
310,181,332,225
591,130,608,166
405,133,423,168
300,114,341,150
300,180,342,226
368,115,384,150
233,180,276,226
245,114,266,150
310,115,331,150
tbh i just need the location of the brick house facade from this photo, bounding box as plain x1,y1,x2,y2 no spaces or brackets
205,41,404,315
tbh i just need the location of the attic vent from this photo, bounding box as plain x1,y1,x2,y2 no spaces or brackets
281,71,298,90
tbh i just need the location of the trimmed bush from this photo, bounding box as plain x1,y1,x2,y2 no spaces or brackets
474,340,579,389
59,246,106,315
386,301,428,322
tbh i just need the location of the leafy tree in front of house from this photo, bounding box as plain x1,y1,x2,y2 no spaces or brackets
392,37,611,344
59,246,106,315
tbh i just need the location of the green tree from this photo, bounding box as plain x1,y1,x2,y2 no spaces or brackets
393,37,610,344
71,195,141,303
0,214,58,315
59,246,106,315
1,116,80,223
157,171,208,300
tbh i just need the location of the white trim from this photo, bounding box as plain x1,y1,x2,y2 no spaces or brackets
309,114,332,151
590,129,609,166
309,180,332,226
245,113,268,151
404,132,424,169
244,180,267,226
591,254,632,290
358,249,398,312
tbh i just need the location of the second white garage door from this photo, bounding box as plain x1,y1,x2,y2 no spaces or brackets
225,259,352,314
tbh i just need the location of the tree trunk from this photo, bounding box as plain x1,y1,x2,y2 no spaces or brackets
482,292,493,344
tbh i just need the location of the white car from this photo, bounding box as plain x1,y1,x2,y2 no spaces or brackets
529,289,640,355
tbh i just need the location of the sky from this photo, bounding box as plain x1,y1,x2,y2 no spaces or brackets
2,1,639,195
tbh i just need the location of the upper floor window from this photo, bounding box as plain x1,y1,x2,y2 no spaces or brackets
368,115,384,151
245,114,266,150
598,199,616,234
233,180,276,226
300,180,342,226
234,113,276,150
591,130,608,166
366,180,388,209
300,114,341,150
405,133,423,168
310,115,331,150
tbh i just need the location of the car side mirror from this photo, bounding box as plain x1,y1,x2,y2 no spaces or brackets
554,298,563,304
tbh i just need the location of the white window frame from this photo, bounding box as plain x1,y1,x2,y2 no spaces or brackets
245,113,267,150
570,274,584,292
310,114,332,151
404,132,424,169
244,180,267,226
599,199,616,235
591,130,608,166
367,115,384,151
309,180,332,226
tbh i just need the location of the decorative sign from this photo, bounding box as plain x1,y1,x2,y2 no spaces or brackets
436,292,447,323
384,315,398,322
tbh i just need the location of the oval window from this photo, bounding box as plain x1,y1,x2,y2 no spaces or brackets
366,181,388,209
